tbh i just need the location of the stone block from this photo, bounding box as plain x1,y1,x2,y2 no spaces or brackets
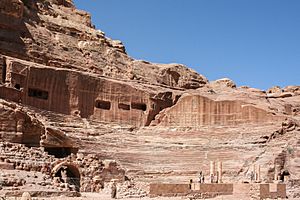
149,183,190,197
260,183,286,199
0,161,14,170
192,183,233,195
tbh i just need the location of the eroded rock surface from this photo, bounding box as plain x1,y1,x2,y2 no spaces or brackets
0,0,207,90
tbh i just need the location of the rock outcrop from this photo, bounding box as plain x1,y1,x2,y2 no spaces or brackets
153,94,283,127
210,78,236,88
0,0,207,90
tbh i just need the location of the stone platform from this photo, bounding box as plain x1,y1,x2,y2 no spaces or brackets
149,182,286,199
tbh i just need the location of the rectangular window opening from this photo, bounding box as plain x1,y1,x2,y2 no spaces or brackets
131,102,147,111
118,103,130,110
28,88,48,100
95,100,111,110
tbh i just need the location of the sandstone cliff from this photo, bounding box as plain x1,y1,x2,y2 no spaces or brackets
0,0,300,199
0,0,207,89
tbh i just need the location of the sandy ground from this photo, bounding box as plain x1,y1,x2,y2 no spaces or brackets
36,193,186,200
36,194,289,200
2,192,292,200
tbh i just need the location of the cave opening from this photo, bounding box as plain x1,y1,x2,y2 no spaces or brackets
14,83,21,90
280,170,290,182
53,164,81,192
44,147,78,158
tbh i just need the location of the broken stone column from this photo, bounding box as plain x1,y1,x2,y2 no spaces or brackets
217,161,222,183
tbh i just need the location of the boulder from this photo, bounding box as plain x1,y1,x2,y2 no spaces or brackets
267,86,282,94
283,85,300,95
210,78,236,88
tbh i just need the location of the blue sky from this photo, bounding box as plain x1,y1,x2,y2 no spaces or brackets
74,0,300,90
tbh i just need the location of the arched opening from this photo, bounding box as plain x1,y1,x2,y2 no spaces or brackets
280,170,290,182
52,163,81,192
14,83,21,90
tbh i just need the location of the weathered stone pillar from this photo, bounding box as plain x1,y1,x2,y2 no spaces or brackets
14,110,25,143
217,161,222,183
274,166,278,181
210,161,215,175
257,165,261,182
210,161,215,183
5,58,12,84
253,164,257,181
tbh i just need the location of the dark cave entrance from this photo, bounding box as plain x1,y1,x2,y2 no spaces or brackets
28,88,49,100
53,164,81,192
44,147,78,158
14,83,21,90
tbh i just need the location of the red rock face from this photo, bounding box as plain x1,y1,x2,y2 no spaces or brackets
0,0,300,198
155,95,284,127
0,0,24,19
3,57,176,127
0,0,207,89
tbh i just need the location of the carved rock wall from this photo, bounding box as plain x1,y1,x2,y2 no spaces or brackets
2,57,175,127
155,95,283,127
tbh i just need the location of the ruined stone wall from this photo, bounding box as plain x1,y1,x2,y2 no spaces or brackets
0,103,20,143
157,95,282,127
0,86,21,102
192,183,233,196
0,101,44,146
0,142,126,194
260,184,286,199
149,183,190,197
